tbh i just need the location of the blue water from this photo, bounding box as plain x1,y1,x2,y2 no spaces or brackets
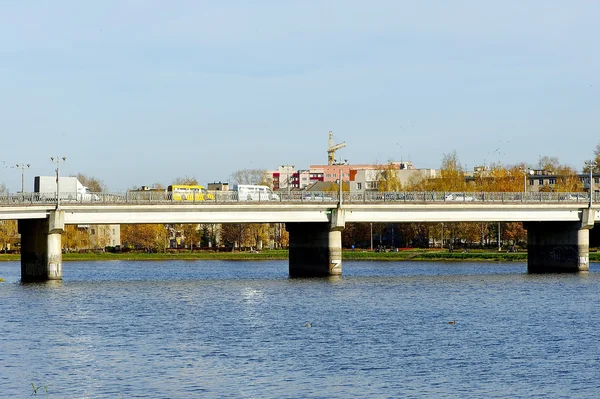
2,260,600,398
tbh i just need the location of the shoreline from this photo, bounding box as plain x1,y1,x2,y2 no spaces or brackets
1,249,598,262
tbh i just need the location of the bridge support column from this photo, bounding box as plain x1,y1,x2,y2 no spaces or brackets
287,209,345,277
525,217,593,273
18,211,64,282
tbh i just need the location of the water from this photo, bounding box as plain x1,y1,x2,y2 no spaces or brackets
2,260,600,399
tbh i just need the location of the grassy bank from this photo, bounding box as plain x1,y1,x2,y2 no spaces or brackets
2,249,598,262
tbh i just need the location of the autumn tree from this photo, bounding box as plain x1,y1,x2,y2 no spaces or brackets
245,223,270,250
376,161,402,192
0,220,18,252
428,151,468,192
551,165,583,192
121,224,168,252
63,225,90,252
180,223,202,250
504,222,527,247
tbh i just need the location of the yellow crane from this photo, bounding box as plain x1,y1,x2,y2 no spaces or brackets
327,131,346,165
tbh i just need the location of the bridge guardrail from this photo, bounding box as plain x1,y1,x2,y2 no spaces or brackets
0,191,595,205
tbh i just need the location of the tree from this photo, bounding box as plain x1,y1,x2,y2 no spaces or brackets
231,169,272,187
428,151,468,192
583,142,600,173
376,161,403,192
536,156,560,173
551,165,583,192
121,224,168,252
181,223,201,249
0,220,18,252
62,225,90,252
76,173,106,192
173,176,198,185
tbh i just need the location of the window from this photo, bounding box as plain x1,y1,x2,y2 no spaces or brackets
357,183,362,190
549,178,556,184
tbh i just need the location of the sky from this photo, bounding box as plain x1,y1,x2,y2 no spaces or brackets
1,0,599,192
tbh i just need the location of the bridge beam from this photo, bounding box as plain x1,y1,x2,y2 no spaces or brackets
287,209,345,277
525,220,592,273
18,211,64,282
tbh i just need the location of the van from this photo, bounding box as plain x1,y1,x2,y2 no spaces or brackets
234,185,280,201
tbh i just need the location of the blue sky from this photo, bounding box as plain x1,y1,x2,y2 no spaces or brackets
1,1,598,191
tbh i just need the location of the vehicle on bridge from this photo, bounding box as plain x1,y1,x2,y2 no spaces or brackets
303,192,335,202
444,193,477,202
167,185,214,201
34,175,99,202
234,185,280,201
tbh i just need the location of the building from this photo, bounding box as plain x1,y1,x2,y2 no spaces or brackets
207,182,230,191
88,224,121,249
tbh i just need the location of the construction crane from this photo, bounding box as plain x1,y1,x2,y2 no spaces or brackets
327,131,346,165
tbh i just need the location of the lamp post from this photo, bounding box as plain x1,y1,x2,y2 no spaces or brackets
51,156,66,209
15,163,30,193
586,160,596,208
522,167,533,194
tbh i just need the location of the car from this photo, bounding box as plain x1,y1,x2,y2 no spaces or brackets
303,193,334,201
445,194,476,202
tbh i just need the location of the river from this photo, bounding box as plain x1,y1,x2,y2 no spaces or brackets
2,260,600,398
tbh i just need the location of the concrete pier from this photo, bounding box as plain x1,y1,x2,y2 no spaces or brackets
287,222,342,277
525,220,591,273
18,211,64,282
287,207,346,277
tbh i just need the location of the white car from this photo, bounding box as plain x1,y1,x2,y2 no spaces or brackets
303,193,334,201
445,194,476,202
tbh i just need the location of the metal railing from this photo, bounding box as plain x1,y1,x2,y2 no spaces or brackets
0,191,596,205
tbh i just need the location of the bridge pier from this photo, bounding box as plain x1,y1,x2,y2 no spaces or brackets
525,213,593,273
18,211,64,282
287,209,345,277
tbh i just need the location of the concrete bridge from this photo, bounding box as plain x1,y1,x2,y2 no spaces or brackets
1,191,598,281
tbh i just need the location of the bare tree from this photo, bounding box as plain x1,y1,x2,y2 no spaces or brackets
231,169,272,187
173,176,198,185
76,173,107,192
583,142,600,173
536,156,560,173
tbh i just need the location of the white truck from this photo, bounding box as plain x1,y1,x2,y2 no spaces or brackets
34,176,98,202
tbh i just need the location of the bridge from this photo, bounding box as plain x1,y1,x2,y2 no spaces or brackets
1,191,598,281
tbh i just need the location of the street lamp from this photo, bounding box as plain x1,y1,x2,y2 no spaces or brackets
585,160,596,208
15,163,31,193
51,156,66,209
522,167,534,193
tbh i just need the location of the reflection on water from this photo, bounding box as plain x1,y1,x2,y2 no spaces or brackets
1,260,600,398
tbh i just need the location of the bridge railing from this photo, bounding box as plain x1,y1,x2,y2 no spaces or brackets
0,191,596,205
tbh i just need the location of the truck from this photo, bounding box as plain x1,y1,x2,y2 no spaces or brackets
34,176,99,202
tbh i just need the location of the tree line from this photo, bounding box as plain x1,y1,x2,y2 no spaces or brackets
0,145,599,253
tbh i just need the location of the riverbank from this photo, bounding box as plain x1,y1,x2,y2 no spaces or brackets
2,249,598,262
